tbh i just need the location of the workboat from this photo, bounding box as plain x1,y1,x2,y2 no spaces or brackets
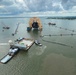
48,22,56,25
0,48,19,64
0,38,34,64
3,27,10,29
34,40,42,46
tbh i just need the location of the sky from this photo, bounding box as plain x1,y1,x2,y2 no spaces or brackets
0,0,76,16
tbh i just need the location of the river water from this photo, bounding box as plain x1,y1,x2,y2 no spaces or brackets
0,17,76,75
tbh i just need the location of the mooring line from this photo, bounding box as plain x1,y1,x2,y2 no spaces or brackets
41,37,73,48
39,33,73,48
45,23,76,32
53,25,76,32
40,33,76,37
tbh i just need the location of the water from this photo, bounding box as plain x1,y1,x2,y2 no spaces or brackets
0,17,76,75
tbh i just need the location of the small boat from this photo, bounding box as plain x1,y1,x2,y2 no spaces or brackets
3,27,10,29
48,22,56,25
0,48,19,64
35,40,42,46
27,27,32,32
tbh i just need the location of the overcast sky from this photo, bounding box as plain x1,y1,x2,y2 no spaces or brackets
0,0,76,16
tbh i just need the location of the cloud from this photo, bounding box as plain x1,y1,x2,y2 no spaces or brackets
0,0,76,16
0,0,14,6
61,0,76,10
0,0,29,15
69,6,76,12
52,2,65,11
0,5,4,8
